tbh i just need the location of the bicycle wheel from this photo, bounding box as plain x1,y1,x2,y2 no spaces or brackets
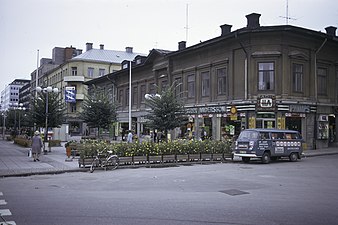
105,156,119,170
90,158,98,173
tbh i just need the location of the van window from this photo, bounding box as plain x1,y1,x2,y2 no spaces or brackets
238,130,259,140
271,132,284,139
260,132,270,140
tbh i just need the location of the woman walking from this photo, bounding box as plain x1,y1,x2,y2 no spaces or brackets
31,131,43,162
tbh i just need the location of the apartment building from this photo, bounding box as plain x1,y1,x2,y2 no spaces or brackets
86,13,338,149
40,43,145,139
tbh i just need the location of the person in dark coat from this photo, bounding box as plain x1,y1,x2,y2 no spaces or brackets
31,131,43,162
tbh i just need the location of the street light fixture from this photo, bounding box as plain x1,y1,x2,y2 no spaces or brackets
36,86,59,154
17,103,26,135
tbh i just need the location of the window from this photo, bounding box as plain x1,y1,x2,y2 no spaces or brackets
201,71,210,97
88,67,94,77
217,67,227,95
161,80,168,91
140,85,146,103
132,86,138,106
318,67,327,95
174,77,183,97
71,103,76,113
258,62,274,90
118,89,123,104
99,69,105,77
125,88,129,106
149,83,155,95
71,67,77,76
293,64,303,92
187,74,195,98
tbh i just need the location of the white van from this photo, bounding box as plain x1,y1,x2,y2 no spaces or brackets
233,129,303,164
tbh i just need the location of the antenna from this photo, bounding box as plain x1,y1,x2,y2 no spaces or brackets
279,0,297,25
184,3,189,43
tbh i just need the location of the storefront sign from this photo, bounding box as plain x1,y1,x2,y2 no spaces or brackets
256,95,276,111
289,105,310,113
186,106,227,114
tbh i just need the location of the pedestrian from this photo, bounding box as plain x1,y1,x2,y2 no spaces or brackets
127,130,133,143
31,131,43,162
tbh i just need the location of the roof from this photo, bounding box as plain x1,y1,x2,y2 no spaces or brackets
71,48,147,64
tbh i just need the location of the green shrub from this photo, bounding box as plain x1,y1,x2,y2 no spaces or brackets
14,138,31,147
48,140,61,147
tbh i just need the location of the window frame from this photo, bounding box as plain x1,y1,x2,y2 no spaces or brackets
187,74,195,98
258,62,275,91
292,63,303,93
201,71,210,97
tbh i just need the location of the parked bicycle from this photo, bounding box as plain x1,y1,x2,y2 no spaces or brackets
89,148,119,173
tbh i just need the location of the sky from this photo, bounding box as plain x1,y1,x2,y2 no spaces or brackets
0,0,337,90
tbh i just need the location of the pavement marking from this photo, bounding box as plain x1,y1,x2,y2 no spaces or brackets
0,192,3,196
0,222,16,225
0,200,7,205
0,209,11,216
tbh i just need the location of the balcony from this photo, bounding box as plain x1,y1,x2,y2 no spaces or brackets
64,76,85,82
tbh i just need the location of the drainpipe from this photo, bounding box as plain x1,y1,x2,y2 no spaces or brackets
313,38,327,149
235,32,249,100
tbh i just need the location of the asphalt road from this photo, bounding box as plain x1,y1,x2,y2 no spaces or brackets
1,155,338,225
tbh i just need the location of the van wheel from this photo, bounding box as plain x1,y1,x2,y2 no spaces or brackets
242,157,250,163
261,152,270,164
289,152,298,162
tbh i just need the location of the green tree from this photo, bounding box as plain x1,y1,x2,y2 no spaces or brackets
80,87,117,138
144,82,187,142
29,92,65,130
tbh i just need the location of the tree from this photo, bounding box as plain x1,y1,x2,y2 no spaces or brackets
29,92,65,132
80,86,117,138
144,82,187,142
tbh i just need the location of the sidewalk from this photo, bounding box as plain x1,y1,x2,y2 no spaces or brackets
1,139,338,177
0,140,83,177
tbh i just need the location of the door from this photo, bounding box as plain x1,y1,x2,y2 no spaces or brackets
256,119,276,129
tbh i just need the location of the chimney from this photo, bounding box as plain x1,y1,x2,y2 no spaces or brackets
246,13,261,29
126,47,133,53
325,26,337,37
220,24,232,36
100,44,104,50
86,42,93,51
76,49,83,55
178,41,186,50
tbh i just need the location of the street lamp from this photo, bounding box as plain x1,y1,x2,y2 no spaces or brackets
128,60,132,131
9,102,19,135
36,86,59,154
17,103,26,135
2,112,6,140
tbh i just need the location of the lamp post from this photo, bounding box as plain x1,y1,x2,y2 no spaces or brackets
128,60,132,131
17,103,26,135
36,86,59,154
2,112,6,140
9,102,18,136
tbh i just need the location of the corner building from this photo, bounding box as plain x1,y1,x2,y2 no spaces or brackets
88,13,338,149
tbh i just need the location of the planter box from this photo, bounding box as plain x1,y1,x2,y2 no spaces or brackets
119,156,133,165
148,155,162,163
188,154,200,161
212,153,224,161
78,157,95,168
176,154,189,162
201,153,212,161
133,155,147,164
162,154,176,163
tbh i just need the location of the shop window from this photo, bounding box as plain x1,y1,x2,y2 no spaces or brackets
293,64,303,92
217,67,227,95
201,71,210,97
317,67,327,95
258,62,274,90
187,74,195,98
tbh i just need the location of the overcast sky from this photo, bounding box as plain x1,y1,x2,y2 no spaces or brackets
1,0,337,90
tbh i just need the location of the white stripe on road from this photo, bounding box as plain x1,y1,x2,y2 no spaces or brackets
0,209,11,216
0,200,7,205
0,222,16,225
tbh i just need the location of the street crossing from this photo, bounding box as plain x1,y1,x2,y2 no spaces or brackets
0,192,16,225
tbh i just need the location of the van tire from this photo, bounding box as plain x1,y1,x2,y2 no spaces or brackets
261,152,270,164
242,157,250,163
289,152,298,162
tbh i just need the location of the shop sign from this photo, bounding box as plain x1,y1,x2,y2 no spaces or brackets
256,95,276,111
185,106,227,114
289,105,310,113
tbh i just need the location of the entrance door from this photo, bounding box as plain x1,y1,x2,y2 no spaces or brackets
256,119,276,129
